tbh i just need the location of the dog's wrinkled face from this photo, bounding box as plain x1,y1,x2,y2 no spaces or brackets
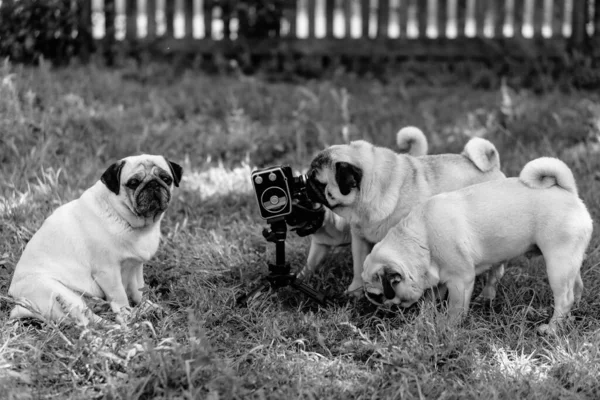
306,144,364,217
362,253,426,308
101,154,183,223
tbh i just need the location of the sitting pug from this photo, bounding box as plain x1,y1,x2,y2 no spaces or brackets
362,157,593,333
297,126,429,280
8,155,183,325
306,133,506,296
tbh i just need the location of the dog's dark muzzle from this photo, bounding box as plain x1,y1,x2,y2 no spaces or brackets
365,291,384,305
135,179,171,218
306,173,329,208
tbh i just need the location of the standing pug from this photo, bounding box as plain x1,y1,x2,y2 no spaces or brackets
306,134,505,296
297,126,430,279
362,157,593,333
8,155,182,325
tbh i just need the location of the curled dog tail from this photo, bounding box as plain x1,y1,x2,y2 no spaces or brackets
396,126,428,156
462,137,501,172
519,157,578,195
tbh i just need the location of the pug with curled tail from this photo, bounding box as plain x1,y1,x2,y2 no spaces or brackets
306,130,506,297
8,155,183,326
297,126,430,280
362,157,593,334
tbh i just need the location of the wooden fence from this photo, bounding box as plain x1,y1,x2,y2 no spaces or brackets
77,0,600,64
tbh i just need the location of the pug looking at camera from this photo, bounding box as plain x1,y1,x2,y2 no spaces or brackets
297,126,430,280
362,157,593,334
8,155,183,325
306,131,505,296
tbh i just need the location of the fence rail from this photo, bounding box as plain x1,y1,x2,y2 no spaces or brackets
78,0,600,63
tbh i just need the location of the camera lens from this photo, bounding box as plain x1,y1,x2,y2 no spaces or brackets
296,174,307,187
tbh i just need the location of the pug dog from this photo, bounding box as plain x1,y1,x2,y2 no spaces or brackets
306,134,506,297
362,157,593,334
297,126,430,280
8,155,183,326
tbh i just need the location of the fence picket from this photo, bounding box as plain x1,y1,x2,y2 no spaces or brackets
475,0,488,36
492,0,506,37
417,0,428,37
438,0,448,37
593,0,600,38
326,0,335,37
571,0,587,46
287,1,297,37
378,0,390,37
78,0,92,62
533,0,544,36
552,0,564,37
223,0,233,39
307,0,316,38
165,0,175,37
456,0,467,37
513,0,524,37
595,0,600,37
204,0,212,39
184,0,194,38
344,0,353,37
126,0,137,40
147,0,157,38
361,0,370,37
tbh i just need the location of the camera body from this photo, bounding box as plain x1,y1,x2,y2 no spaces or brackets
251,165,308,220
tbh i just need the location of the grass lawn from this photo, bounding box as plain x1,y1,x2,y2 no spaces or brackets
1,60,599,399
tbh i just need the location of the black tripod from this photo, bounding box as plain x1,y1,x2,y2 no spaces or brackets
236,217,334,307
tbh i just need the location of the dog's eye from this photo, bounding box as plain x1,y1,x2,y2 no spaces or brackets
389,273,402,285
126,179,141,189
160,175,173,185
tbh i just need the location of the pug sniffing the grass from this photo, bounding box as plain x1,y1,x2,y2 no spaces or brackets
8,155,183,326
362,157,593,334
306,132,506,297
297,126,430,280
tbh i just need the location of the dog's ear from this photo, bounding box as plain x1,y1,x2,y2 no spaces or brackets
335,162,362,195
164,158,183,187
381,268,401,300
310,150,332,171
101,160,125,195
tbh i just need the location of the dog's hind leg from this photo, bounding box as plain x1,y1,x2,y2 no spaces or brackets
538,249,584,334
10,277,102,326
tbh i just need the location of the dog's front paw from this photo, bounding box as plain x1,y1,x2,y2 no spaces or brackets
138,300,164,315
345,280,365,298
537,323,557,335
114,305,133,325
295,267,310,281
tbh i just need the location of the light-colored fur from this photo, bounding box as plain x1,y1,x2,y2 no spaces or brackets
362,157,593,333
298,126,429,279
309,133,505,296
8,155,178,325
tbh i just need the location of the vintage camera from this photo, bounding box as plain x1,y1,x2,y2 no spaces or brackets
251,165,324,236
251,165,308,220
238,165,332,307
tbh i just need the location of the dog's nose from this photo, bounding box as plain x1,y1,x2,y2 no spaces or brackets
366,292,384,305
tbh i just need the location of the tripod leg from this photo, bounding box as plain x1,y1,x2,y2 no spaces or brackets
236,280,270,306
291,281,335,307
